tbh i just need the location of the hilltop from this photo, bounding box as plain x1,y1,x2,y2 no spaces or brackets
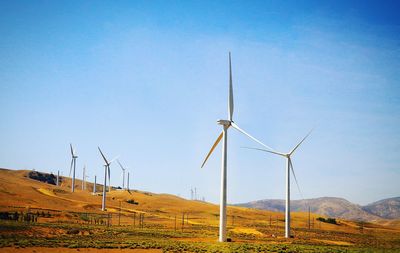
236,196,400,222
362,197,400,219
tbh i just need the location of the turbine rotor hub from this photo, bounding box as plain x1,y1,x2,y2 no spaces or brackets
217,119,231,126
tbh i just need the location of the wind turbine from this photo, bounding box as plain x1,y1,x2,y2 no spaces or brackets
93,175,97,195
69,144,78,192
244,129,312,238
82,166,89,190
98,147,118,211
56,170,60,186
201,52,274,242
117,160,126,190
82,165,86,190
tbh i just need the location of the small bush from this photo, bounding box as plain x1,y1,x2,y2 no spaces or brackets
126,199,139,205
317,217,337,224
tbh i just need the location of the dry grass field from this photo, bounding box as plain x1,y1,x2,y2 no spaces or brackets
0,168,399,252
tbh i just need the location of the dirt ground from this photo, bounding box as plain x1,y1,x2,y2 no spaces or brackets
0,248,162,253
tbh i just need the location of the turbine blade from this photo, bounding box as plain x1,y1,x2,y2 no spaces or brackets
109,155,120,165
289,159,304,199
290,128,313,155
242,147,286,157
70,143,74,157
117,159,124,171
69,159,73,177
98,147,109,165
231,122,276,151
201,131,223,168
228,52,234,121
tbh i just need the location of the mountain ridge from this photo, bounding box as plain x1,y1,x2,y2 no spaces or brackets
236,196,400,221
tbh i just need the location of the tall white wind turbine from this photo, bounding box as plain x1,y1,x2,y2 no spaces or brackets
98,147,118,211
82,165,86,190
117,160,126,190
244,129,312,238
201,52,274,242
69,144,78,192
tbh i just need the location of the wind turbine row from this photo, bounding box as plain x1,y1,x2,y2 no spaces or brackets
117,160,130,191
68,144,90,192
67,144,132,212
201,52,312,241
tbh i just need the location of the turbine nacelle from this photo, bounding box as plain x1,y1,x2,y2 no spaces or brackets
217,119,231,127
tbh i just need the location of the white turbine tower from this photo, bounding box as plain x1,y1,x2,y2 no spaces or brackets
201,52,274,242
69,144,78,192
98,147,118,211
82,165,86,190
244,129,312,238
93,175,97,195
117,160,126,190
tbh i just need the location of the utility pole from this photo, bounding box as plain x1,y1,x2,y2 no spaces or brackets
118,201,121,226
308,206,311,230
269,215,272,227
174,215,177,231
181,213,184,231
133,212,136,228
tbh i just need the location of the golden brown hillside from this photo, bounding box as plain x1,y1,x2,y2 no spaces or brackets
1,168,399,234
1,168,400,253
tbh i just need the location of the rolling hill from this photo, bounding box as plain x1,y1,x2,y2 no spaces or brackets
237,196,400,221
0,167,399,233
362,197,400,219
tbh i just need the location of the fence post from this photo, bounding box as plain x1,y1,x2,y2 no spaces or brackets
181,213,184,231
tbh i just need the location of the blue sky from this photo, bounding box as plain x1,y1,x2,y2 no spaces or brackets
1,0,399,205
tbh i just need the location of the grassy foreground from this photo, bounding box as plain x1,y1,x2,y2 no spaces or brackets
1,221,399,253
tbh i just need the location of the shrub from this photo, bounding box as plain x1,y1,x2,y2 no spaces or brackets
317,217,337,224
126,199,139,205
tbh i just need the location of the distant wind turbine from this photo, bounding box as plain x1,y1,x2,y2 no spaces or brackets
69,144,78,192
201,52,274,242
82,165,89,190
127,171,130,191
117,160,127,190
56,170,60,186
98,147,118,211
93,175,97,195
243,129,312,238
